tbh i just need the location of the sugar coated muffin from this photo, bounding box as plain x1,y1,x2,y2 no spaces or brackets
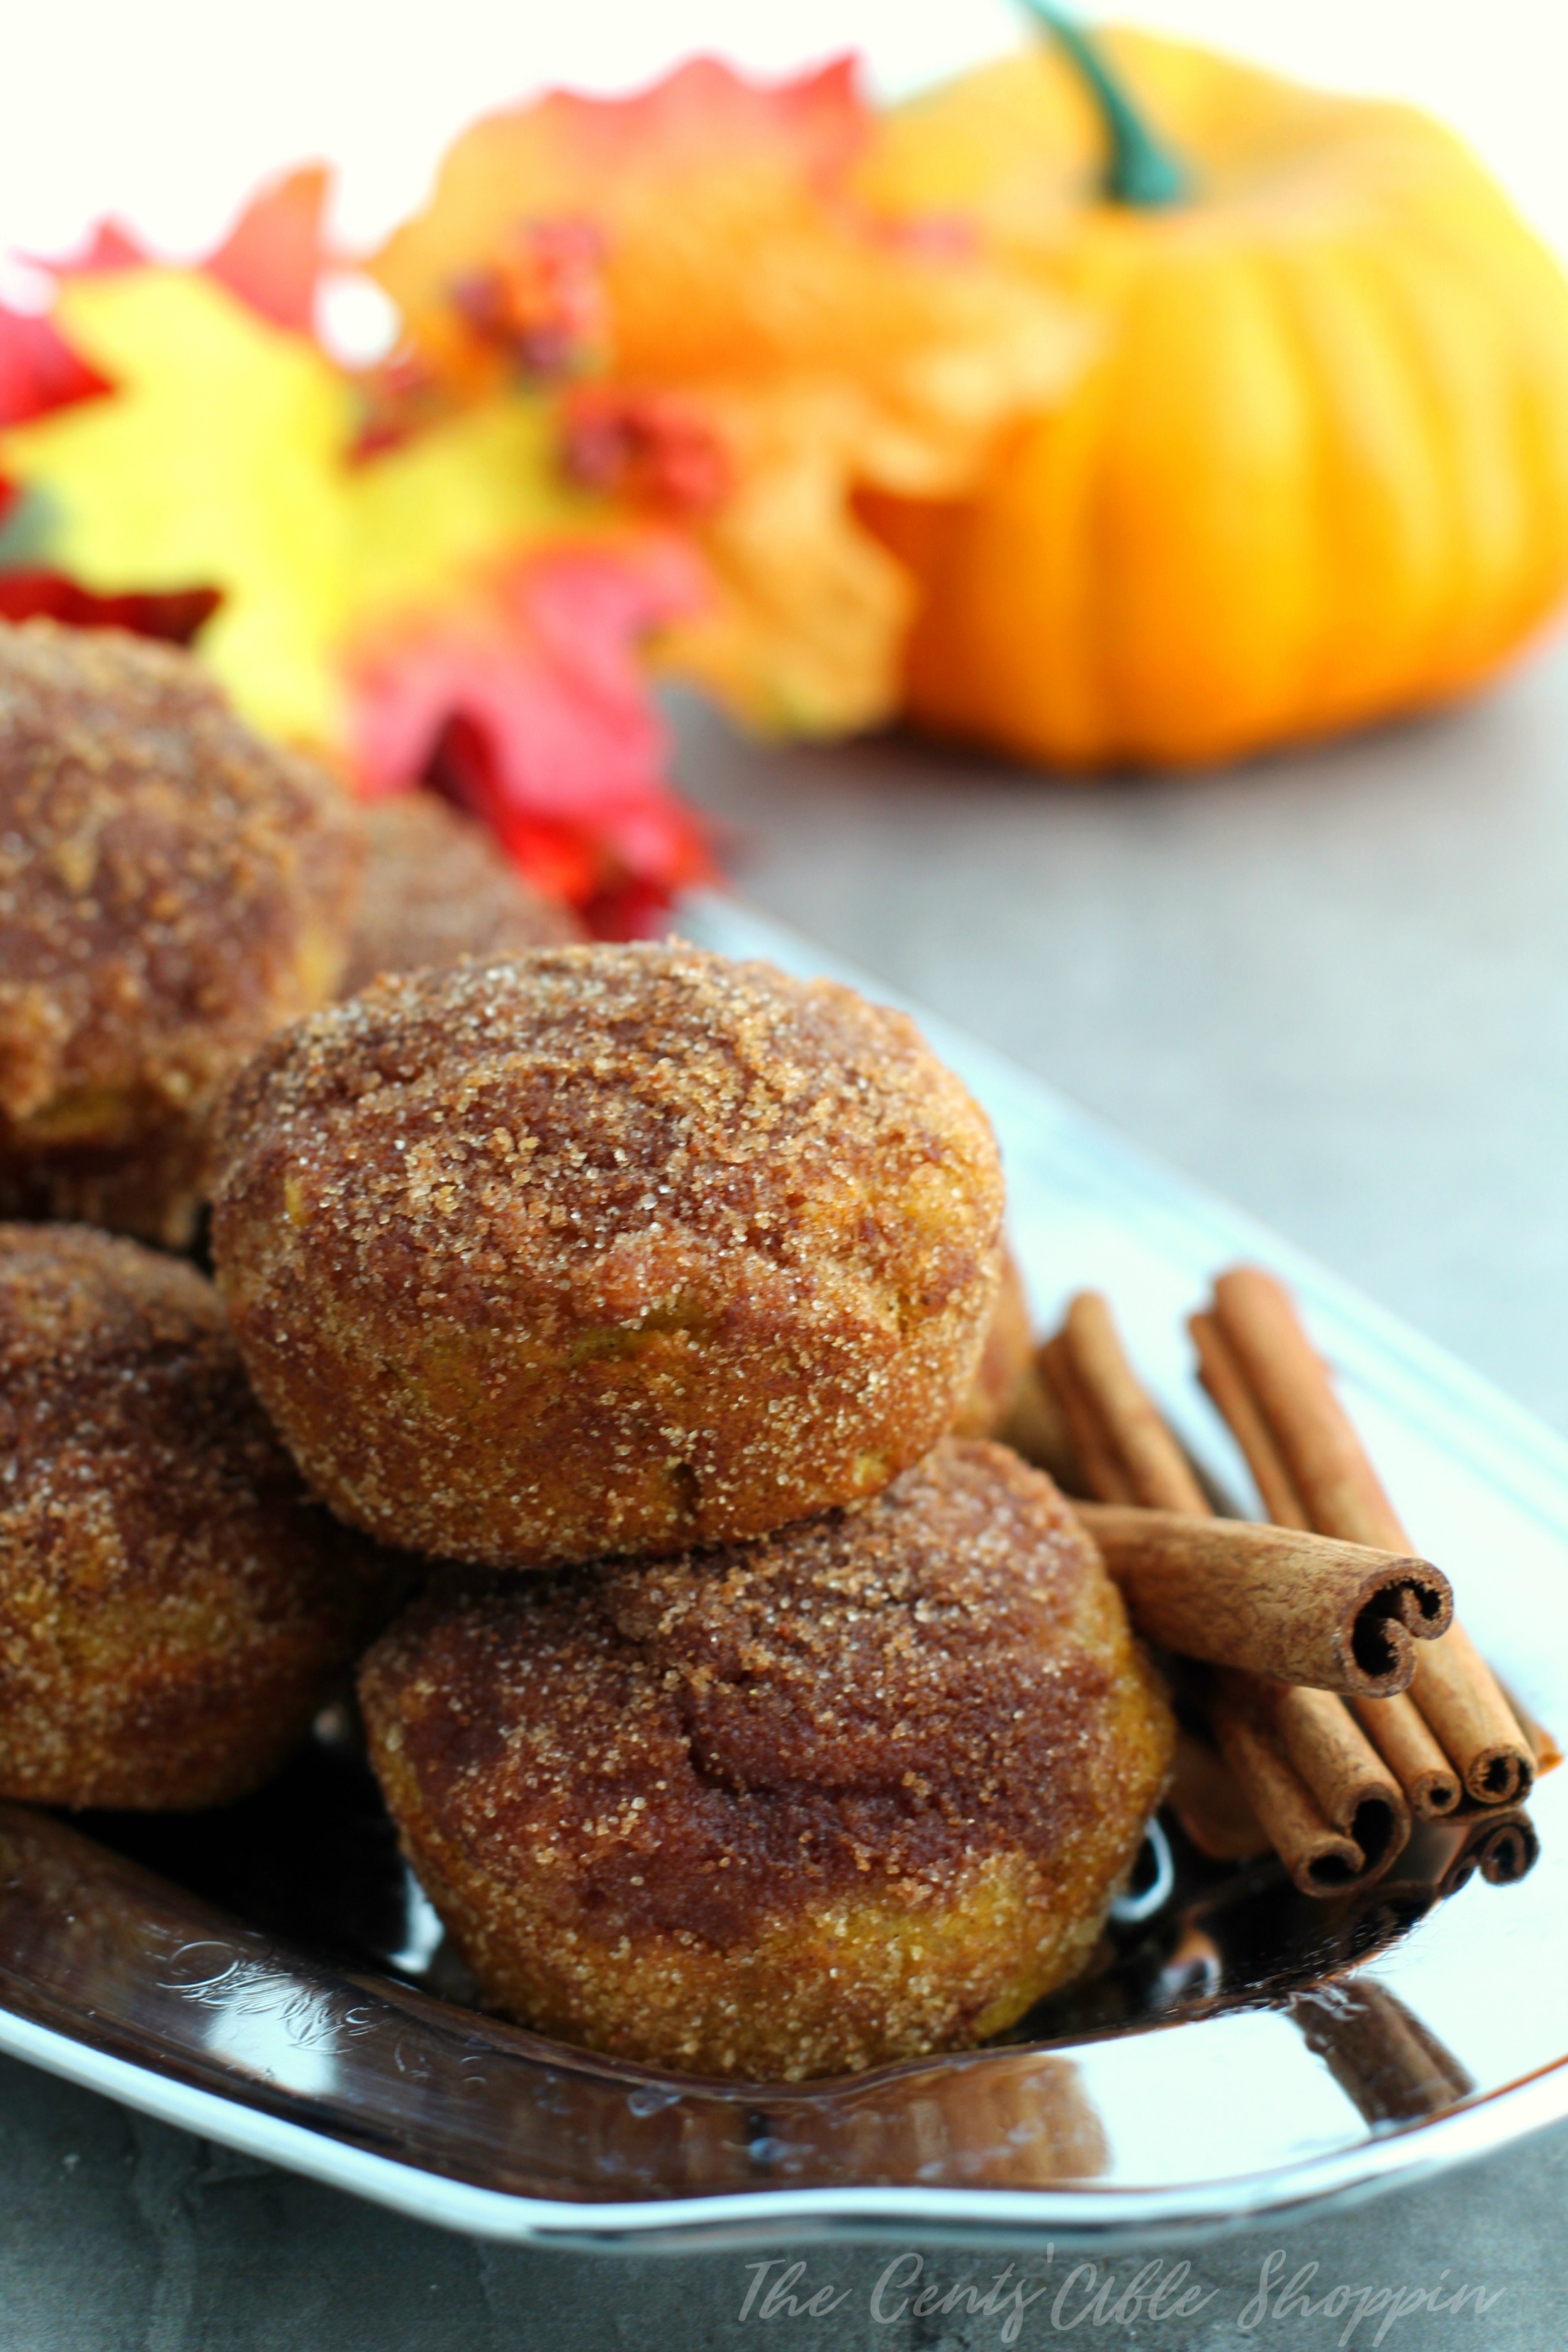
0,1223,398,1808
358,1440,1172,2080
0,619,363,1245
211,943,1005,1567
337,790,580,999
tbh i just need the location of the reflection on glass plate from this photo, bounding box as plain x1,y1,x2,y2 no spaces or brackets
1,893,1564,2250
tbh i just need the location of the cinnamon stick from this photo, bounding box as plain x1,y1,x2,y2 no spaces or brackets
997,1357,1082,1493
1206,1679,1360,1894
1041,1291,1412,1893
1075,1505,1451,1698
1167,1728,1270,1863
1497,1680,1563,1778
1264,1681,1410,1875
1209,1674,1410,1893
1040,1333,1135,1503
1211,1267,1536,1808
1347,1692,1462,1820
1189,1311,1309,1528
1063,1294,1209,1513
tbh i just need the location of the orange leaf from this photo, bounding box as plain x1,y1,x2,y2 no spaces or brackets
374,55,1087,735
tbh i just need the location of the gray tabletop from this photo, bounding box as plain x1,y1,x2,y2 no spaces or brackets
9,648,1568,2349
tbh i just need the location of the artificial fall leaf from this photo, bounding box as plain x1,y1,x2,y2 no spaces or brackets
344,393,595,632
0,574,218,640
205,165,332,335
45,220,150,274
0,226,713,931
0,268,355,741
0,302,111,427
346,534,712,936
43,170,331,335
374,57,1088,734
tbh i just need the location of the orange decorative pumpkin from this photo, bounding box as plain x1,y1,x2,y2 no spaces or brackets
858,21,1568,771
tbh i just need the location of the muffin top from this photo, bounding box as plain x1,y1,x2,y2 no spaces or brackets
0,619,362,1136
210,943,1004,1562
211,940,1002,1340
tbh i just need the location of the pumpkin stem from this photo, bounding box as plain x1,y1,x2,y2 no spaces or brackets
1020,1,1190,208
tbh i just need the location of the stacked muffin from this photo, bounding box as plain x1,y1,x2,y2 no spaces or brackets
208,945,1171,2081
0,617,1171,2083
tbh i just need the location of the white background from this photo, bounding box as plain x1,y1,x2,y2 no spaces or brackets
4,1,1568,320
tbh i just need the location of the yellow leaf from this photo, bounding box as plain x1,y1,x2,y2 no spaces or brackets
0,269,354,744
0,271,610,758
343,395,595,639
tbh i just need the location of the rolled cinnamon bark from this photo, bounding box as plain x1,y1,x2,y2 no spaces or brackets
1063,1294,1209,1514
1189,1311,1309,1528
1497,1680,1563,1778
1207,1679,1364,1893
1211,1266,1535,1808
1040,1291,1412,1893
1347,1692,1461,1820
1263,1682,1410,1874
997,1356,1081,1491
1167,1729,1270,1863
1075,1505,1451,1698
1039,1333,1135,1503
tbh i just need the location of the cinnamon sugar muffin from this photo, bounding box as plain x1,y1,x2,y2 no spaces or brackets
0,1223,398,1809
337,790,579,999
359,1440,1172,2081
211,943,1004,1568
0,620,362,1245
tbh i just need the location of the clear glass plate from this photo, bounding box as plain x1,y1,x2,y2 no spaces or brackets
1,892,1564,2251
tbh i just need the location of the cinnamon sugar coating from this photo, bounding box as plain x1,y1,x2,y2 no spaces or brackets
359,1440,1172,2080
0,620,363,1245
211,943,1005,1567
0,1223,398,1809
337,790,580,999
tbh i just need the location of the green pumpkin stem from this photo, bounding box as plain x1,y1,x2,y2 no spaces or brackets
1020,1,1190,207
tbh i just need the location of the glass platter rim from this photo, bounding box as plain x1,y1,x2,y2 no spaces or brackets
4,886,1567,2253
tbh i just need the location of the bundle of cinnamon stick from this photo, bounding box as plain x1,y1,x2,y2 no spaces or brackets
1033,1275,1553,1899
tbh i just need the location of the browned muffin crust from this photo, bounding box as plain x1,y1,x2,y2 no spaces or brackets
359,1440,1172,2080
338,790,581,999
0,1223,398,1808
0,620,364,1245
211,943,1005,1567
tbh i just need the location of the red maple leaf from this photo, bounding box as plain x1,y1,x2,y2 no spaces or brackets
205,166,332,335
0,573,219,642
42,219,150,275
36,167,331,337
347,537,714,936
0,304,112,427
